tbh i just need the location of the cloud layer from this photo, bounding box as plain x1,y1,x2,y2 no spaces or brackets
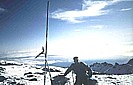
51,0,131,23
0,7,6,14
120,8,132,11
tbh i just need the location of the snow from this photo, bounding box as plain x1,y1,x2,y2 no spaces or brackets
93,74,133,85
0,59,133,85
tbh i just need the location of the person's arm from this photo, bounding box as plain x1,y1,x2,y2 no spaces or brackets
64,64,73,76
80,62,92,78
87,66,92,78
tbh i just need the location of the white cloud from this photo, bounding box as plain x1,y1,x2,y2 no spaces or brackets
0,7,5,12
0,7,6,14
90,25,104,29
0,49,39,58
51,0,126,23
120,8,132,11
51,9,86,23
74,29,82,32
51,1,109,23
0,8,5,11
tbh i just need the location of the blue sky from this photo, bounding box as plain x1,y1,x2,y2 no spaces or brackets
0,0,133,60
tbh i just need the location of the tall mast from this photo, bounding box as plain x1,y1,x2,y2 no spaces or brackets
44,1,53,85
44,1,49,59
35,1,52,85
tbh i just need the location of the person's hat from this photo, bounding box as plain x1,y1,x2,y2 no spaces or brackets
73,56,78,60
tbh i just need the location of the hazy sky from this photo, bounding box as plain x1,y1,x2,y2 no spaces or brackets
0,0,133,60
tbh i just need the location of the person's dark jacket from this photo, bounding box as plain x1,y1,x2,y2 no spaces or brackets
64,62,92,78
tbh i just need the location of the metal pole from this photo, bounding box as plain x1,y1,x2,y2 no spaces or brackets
44,1,50,85
44,1,49,59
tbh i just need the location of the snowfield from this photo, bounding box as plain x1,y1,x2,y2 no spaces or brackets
0,63,133,85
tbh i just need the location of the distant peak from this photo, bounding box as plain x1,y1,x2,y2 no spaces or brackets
127,58,133,66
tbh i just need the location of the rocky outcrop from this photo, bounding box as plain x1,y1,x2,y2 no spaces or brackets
52,75,69,85
42,67,61,72
0,76,7,82
127,58,133,66
90,62,113,73
90,58,133,75
105,64,133,74
0,67,5,74
0,60,22,66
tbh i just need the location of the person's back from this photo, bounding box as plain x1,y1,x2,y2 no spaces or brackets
70,62,92,78
64,57,92,85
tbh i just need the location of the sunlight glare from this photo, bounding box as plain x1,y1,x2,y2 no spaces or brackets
48,32,129,60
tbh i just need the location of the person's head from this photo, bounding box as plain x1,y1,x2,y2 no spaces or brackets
73,56,79,63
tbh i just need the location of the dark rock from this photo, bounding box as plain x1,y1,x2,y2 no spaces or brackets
52,75,69,85
111,82,116,84
90,62,113,73
0,67,5,71
115,63,119,66
10,81,17,84
0,61,22,66
54,69,61,72
24,72,32,76
17,83,25,85
0,67,5,74
88,78,98,85
34,72,43,75
27,74,34,77
106,77,116,79
29,78,37,81
105,64,133,74
42,68,61,72
0,76,7,82
90,59,133,75
127,58,133,66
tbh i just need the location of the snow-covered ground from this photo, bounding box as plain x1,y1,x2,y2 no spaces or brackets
93,74,133,85
0,63,133,85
